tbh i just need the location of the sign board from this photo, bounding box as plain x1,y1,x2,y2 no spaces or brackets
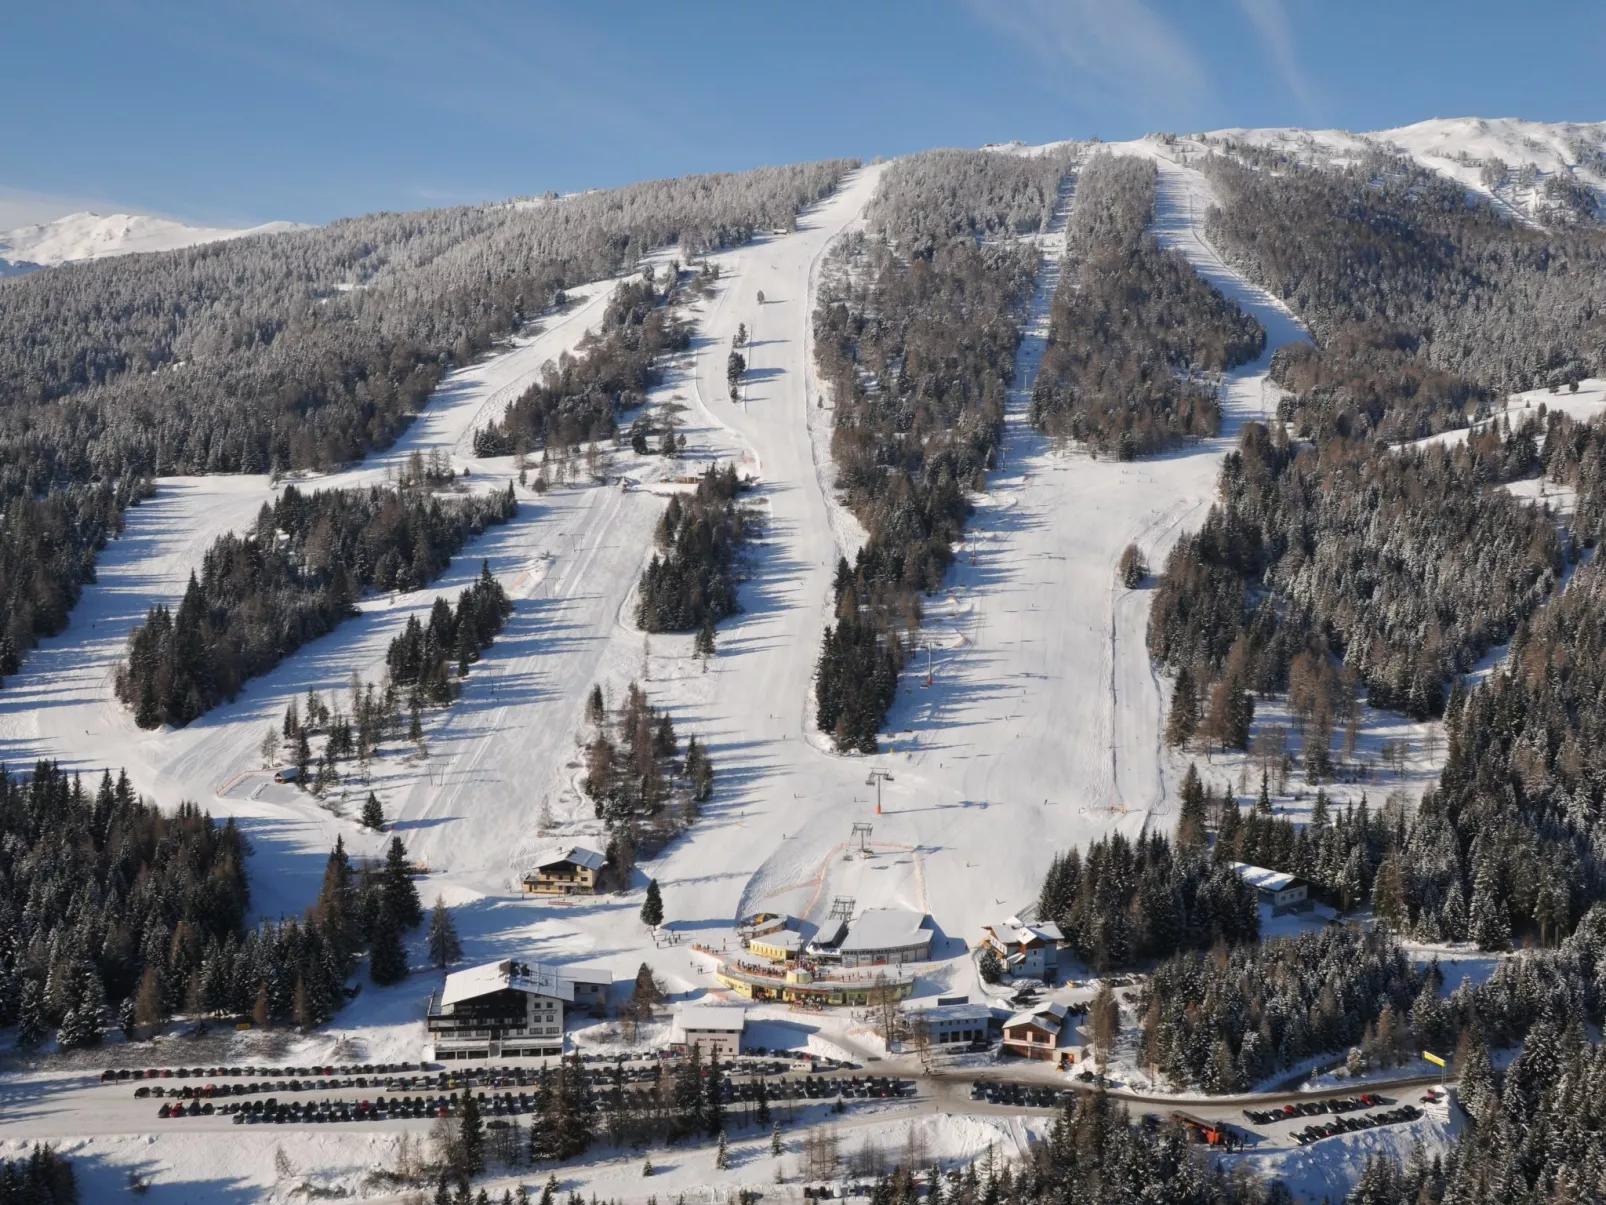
1423,1051,1446,1068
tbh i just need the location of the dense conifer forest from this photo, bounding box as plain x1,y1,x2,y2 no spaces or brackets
114,482,517,727
0,760,424,1043
0,762,246,1046
1030,154,1265,456
472,271,691,459
1202,147,1606,441
1139,925,1425,1091
1341,911,1606,1203
0,475,150,689
0,161,853,695
635,463,753,634
1149,420,1566,728
1033,825,1259,971
385,561,514,706
0,1146,77,1205
811,150,1063,750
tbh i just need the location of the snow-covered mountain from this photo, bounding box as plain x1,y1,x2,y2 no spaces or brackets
1212,116,1606,225
0,210,303,273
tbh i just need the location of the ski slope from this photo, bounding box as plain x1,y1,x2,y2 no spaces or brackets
3,140,1500,1204
0,147,1314,1033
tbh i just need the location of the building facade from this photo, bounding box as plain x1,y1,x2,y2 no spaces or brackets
425,959,613,1059
1001,1001,1070,1062
522,846,606,895
981,917,1065,979
1229,862,1311,915
426,960,571,1060
837,909,933,967
674,1005,746,1058
912,1003,995,1047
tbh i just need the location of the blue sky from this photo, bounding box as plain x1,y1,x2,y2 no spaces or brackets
3,0,1602,227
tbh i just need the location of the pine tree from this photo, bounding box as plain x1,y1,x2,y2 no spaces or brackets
704,1048,725,1137
755,1078,771,1125
1176,763,1208,850
771,1120,783,1157
641,879,664,928
16,979,44,1048
369,908,408,985
384,836,424,929
294,725,312,783
1456,1026,1498,1123
429,896,463,969
361,792,386,831
1256,771,1272,815
460,1090,485,1176
716,1129,730,1170
1165,665,1199,747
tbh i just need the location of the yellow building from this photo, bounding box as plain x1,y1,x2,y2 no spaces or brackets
522,845,606,896
714,960,914,1007
748,931,803,963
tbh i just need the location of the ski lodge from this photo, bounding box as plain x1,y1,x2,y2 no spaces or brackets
522,845,606,896
748,929,804,964
424,958,612,1060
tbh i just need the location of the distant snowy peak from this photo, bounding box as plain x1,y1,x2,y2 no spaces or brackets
0,211,305,272
1210,117,1606,227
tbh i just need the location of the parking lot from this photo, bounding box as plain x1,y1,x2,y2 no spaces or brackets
104,1059,913,1128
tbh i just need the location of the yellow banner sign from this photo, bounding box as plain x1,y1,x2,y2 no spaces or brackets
1423,1051,1446,1067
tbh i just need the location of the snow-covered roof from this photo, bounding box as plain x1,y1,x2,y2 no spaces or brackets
1228,862,1304,893
840,908,932,954
988,916,1063,947
675,1005,747,1034
440,960,575,1008
917,1004,995,1026
558,964,613,986
534,845,606,872
1003,1001,1068,1034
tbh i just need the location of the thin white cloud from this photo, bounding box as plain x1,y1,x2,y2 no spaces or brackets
1236,0,1320,117
968,0,1212,122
